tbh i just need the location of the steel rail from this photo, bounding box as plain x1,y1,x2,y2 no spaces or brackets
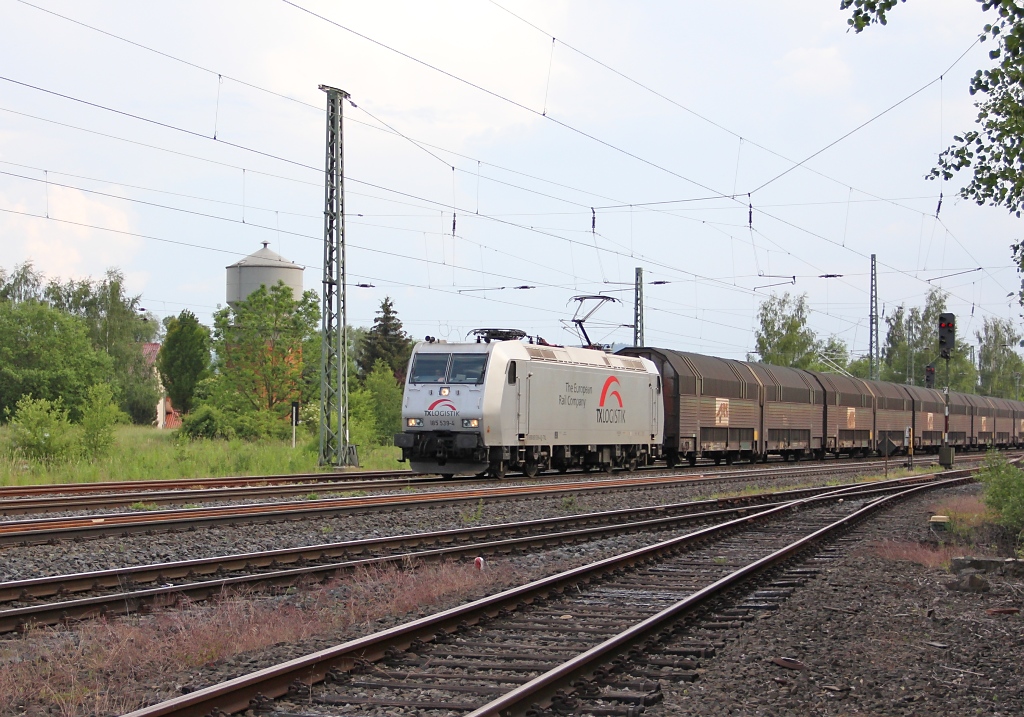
0,461,933,545
1,472,953,632
119,469,975,717
463,475,968,717
0,466,964,604
0,453,986,513
0,469,413,498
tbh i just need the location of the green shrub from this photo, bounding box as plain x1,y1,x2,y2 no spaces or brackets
232,411,289,441
80,384,128,458
977,451,1024,534
6,396,79,461
180,405,234,440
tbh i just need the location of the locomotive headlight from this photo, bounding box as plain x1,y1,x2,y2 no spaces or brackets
407,418,423,427
440,387,450,396
462,418,479,428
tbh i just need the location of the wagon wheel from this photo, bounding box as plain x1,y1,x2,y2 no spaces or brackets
441,474,455,480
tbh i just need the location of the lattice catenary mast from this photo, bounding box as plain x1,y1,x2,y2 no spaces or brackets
319,85,358,467
869,253,879,381
633,267,644,347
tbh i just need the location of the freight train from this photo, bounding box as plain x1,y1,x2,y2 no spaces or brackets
395,330,1023,476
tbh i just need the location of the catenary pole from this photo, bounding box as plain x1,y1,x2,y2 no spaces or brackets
633,267,644,347
319,85,358,467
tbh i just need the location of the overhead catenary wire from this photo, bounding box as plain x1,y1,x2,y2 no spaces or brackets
5,4,1006,340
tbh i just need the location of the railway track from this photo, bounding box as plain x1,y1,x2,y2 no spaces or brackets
0,458,963,544
0,470,960,633
121,470,973,717
0,453,990,516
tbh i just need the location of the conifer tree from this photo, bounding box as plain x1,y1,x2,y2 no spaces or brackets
359,297,413,379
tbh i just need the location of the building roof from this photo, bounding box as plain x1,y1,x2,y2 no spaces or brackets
225,241,302,270
142,342,160,367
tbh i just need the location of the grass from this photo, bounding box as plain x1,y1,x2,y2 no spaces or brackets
0,560,508,717
928,494,993,537
0,425,405,486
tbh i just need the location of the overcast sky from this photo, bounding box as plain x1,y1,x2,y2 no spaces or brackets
0,0,1019,359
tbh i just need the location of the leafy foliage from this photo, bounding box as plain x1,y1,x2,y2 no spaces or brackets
976,316,1024,397
0,263,159,423
79,384,127,458
977,450,1024,533
180,405,234,441
157,310,210,413
362,359,404,443
880,288,978,392
5,396,79,462
359,297,413,379
211,281,319,417
0,299,111,421
751,293,825,369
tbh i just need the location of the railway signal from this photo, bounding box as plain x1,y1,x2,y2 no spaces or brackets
938,313,955,359
925,363,936,389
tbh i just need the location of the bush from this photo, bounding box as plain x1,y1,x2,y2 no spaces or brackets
5,395,79,461
977,451,1024,534
80,384,127,458
179,405,234,440
232,411,290,441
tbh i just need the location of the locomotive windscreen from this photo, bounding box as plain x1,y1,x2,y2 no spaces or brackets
449,354,488,384
410,353,449,383
409,352,489,384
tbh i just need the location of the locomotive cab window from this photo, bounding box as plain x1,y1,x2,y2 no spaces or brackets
409,353,450,383
507,360,517,384
449,354,488,384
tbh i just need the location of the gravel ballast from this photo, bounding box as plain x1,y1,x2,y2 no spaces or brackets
0,469,898,581
654,484,1024,716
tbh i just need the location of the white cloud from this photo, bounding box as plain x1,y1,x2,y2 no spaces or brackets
0,185,140,280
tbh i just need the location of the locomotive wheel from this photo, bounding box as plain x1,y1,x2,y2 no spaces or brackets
665,454,678,469
490,462,506,479
627,458,638,472
523,462,539,478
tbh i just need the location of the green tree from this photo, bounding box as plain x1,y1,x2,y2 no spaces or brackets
363,358,404,444
0,301,111,421
751,293,821,369
45,269,160,423
80,383,127,458
976,316,1024,398
360,297,413,379
841,2,1024,299
157,310,210,413
880,288,977,392
211,281,319,417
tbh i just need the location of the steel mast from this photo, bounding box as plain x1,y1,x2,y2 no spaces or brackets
319,85,358,467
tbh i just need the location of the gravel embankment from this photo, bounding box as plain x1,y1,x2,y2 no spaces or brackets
0,472,870,581
655,483,1024,716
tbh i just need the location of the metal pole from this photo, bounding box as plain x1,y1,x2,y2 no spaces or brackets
633,267,644,347
318,85,358,467
869,254,878,380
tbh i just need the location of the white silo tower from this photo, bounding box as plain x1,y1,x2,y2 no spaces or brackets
226,242,304,306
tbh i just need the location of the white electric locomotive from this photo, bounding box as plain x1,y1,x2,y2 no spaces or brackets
394,329,664,477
